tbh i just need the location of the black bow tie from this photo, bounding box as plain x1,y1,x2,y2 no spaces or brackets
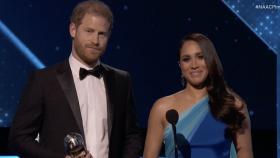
79,65,104,80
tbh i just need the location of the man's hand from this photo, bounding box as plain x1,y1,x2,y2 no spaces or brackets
65,150,92,158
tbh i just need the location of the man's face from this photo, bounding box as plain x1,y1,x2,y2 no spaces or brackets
70,13,111,67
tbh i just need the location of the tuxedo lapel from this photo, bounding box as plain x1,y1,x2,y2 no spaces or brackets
56,61,85,138
102,64,115,138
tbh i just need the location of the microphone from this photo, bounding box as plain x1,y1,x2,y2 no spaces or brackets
166,109,179,158
64,132,87,158
166,109,179,125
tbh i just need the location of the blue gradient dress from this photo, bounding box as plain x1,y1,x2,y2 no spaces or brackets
164,96,237,158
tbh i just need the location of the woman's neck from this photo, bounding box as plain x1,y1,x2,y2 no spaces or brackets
184,85,208,100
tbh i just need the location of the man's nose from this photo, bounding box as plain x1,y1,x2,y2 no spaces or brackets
91,33,99,45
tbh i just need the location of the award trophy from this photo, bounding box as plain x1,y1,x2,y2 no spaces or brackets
64,132,87,158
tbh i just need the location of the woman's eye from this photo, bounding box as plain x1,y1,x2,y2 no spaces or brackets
198,55,204,59
182,57,190,62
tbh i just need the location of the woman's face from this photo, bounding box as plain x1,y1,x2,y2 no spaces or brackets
179,40,209,88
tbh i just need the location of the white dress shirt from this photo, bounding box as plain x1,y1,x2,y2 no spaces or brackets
69,54,109,158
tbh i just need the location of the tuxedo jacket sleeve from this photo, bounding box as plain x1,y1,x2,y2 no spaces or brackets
119,73,144,158
102,65,144,158
9,71,65,158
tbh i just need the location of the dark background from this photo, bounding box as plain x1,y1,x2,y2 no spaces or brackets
0,0,277,157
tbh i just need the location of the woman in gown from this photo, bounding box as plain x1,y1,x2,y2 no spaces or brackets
143,33,253,158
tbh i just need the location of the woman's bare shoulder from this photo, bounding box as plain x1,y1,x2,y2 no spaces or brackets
152,95,176,113
148,94,178,128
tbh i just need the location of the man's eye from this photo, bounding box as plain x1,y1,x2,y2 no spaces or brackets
99,32,108,37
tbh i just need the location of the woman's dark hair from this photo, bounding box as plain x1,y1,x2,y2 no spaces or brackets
179,33,245,137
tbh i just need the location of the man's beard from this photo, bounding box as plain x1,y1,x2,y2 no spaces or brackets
73,39,105,66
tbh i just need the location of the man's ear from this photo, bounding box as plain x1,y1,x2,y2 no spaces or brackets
69,23,77,38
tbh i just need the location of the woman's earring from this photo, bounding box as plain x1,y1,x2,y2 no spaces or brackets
178,62,186,87
181,75,186,87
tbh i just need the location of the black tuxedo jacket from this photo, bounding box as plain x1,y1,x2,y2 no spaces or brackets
9,60,143,158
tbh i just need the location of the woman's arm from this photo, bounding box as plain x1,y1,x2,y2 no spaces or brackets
234,98,254,158
143,100,166,158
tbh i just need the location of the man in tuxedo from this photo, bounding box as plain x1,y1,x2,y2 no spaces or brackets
9,0,143,157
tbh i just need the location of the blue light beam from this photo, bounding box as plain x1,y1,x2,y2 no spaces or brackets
0,20,45,69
